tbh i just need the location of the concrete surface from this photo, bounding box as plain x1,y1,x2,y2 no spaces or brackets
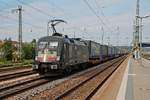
91,56,130,100
91,56,150,100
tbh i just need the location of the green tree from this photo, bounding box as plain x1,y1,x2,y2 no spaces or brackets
22,43,33,59
31,39,36,44
2,38,14,61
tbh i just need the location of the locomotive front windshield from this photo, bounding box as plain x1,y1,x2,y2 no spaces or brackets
38,41,58,49
37,41,60,61
38,41,58,53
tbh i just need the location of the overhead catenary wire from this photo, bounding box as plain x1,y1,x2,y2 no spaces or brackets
0,0,49,29
0,14,44,30
0,1,45,30
0,0,84,37
46,0,102,36
83,0,114,34
94,0,117,30
94,0,119,44
48,1,66,15
0,0,109,40
17,0,54,18
2,1,95,32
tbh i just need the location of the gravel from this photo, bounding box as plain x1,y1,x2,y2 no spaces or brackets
5,58,120,100
5,77,68,100
31,62,111,100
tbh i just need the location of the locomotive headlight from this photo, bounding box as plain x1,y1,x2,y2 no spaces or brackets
32,64,38,70
56,56,60,61
35,65,38,69
51,65,58,69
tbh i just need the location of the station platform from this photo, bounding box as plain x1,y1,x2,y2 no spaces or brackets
91,56,150,100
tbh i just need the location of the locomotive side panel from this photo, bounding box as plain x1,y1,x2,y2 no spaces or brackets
51,38,89,72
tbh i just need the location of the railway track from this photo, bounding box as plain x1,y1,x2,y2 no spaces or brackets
0,55,127,99
55,56,126,100
0,65,32,73
32,55,127,100
0,70,36,81
0,76,54,99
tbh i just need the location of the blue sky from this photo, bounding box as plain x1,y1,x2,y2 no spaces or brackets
0,0,150,46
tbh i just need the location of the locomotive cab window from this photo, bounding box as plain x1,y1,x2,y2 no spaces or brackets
38,41,59,55
39,42,48,49
38,42,58,49
49,42,58,49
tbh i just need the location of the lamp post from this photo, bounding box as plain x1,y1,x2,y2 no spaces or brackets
137,15,150,58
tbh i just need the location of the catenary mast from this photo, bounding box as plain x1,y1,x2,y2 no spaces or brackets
133,0,140,59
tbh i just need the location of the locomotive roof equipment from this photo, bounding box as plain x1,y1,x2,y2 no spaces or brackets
48,19,67,36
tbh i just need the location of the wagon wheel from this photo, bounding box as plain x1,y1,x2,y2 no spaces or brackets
63,66,72,76
81,63,87,70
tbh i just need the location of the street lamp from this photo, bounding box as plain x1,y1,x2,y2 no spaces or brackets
137,15,150,58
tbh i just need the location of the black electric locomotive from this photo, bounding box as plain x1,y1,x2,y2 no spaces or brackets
33,35,89,75
32,19,90,75
32,19,127,76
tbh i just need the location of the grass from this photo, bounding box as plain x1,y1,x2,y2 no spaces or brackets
0,59,33,70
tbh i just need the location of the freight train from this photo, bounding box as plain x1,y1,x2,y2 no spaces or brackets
32,34,127,75
32,19,127,75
